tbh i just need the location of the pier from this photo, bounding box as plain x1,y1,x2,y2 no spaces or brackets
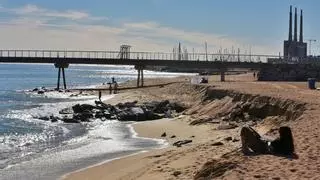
0,49,283,89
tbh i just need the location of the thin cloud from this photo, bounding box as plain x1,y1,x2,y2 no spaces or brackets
2,4,108,21
0,4,279,55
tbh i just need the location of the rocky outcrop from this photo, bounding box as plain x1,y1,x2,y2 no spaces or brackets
38,100,187,123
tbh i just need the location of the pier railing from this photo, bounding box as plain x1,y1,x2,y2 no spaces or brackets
0,50,281,63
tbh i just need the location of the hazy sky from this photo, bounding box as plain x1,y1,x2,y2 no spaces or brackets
0,0,319,55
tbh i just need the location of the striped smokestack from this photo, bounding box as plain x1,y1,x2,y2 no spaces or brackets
294,7,298,42
300,9,303,42
289,6,292,41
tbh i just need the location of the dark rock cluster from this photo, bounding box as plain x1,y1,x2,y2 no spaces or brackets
35,100,187,123
31,86,71,94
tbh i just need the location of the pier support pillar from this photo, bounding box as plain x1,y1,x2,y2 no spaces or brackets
55,62,69,90
141,69,144,87
135,65,145,87
57,68,61,90
62,68,67,89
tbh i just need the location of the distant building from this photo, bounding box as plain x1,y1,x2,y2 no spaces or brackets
283,6,307,60
268,6,308,63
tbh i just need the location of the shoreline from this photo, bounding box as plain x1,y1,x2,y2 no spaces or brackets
60,120,170,180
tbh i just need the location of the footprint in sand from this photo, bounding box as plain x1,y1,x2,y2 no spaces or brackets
290,169,297,173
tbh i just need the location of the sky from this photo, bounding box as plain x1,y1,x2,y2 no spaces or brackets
0,0,319,55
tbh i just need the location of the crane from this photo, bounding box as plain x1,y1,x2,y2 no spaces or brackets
307,39,316,56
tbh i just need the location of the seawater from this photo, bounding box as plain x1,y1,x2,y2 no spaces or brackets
0,63,192,180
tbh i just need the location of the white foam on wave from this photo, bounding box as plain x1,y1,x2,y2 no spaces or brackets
1,92,115,152
7,93,115,123
26,91,96,100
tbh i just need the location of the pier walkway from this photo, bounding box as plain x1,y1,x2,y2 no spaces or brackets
0,49,281,89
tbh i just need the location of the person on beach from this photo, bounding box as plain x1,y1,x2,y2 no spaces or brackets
241,126,295,156
114,82,118,94
253,72,256,79
98,90,102,101
108,83,112,94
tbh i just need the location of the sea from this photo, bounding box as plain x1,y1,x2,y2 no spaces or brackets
0,63,192,180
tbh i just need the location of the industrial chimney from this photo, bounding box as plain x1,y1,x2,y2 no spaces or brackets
288,6,292,41
294,7,298,42
300,9,303,42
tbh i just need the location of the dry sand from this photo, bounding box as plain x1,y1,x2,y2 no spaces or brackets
63,73,320,180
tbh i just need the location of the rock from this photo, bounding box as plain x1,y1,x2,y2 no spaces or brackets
168,102,186,113
95,101,112,109
173,140,192,147
95,110,112,119
62,117,80,123
170,135,176,138
117,111,136,121
131,107,145,116
116,103,124,109
72,104,83,113
224,137,233,141
146,111,164,120
143,101,158,109
117,107,150,121
190,135,195,138
211,142,224,146
73,112,94,122
229,108,244,120
37,90,45,94
116,101,137,109
51,117,59,123
32,88,39,92
103,111,112,119
172,171,182,177
59,107,74,114
161,132,167,137
95,111,105,119
38,116,50,121
72,104,96,114
154,100,170,113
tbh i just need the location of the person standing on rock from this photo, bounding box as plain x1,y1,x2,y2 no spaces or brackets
98,90,102,101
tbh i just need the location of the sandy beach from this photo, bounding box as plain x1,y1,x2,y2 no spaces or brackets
63,73,320,180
